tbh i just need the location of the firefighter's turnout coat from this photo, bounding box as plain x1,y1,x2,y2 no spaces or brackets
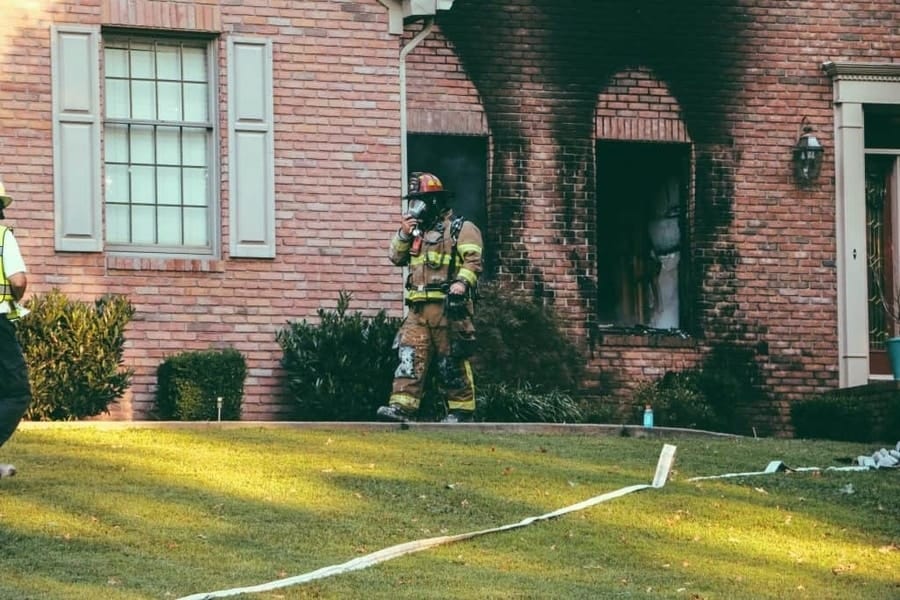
387,210,483,415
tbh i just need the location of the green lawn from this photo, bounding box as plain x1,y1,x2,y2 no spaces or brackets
0,425,897,599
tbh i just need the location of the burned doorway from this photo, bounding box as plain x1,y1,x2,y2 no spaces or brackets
864,105,900,377
596,141,691,330
407,133,488,248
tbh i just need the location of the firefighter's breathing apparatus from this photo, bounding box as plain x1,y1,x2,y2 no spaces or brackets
407,198,428,256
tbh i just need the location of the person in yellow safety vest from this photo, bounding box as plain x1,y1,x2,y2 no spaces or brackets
377,172,483,424
0,181,31,479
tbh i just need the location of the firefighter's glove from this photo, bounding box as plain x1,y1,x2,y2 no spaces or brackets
445,292,469,319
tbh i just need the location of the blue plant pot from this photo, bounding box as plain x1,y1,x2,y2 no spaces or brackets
886,337,900,381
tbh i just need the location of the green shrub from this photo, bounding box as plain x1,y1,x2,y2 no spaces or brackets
633,371,716,430
631,344,770,433
16,290,135,421
276,291,401,421
472,282,584,392
695,345,765,433
155,348,247,421
478,382,582,423
790,393,899,443
576,396,623,424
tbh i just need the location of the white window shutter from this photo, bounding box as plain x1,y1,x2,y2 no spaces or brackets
227,37,275,258
51,25,102,252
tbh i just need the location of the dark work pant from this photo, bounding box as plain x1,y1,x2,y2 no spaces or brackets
0,317,30,448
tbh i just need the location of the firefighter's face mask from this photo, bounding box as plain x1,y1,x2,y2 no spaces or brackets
407,195,443,227
407,198,428,221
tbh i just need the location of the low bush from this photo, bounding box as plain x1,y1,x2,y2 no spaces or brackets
632,344,770,433
695,345,766,433
469,282,587,422
576,396,624,424
633,371,716,430
276,291,400,421
275,286,587,423
478,382,582,423
473,282,584,393
17,290,135,421
155,348,247,421
791,392,900,443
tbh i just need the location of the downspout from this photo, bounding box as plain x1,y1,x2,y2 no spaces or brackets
377,1,451,314
396,20,435,317
399,18,436,201
378,0,453,197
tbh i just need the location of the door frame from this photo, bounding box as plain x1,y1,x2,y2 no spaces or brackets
825,61,900,386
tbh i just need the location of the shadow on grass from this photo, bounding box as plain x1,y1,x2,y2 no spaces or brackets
1,428,897,599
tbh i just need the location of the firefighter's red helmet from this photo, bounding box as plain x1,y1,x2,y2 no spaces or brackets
404,172,447,198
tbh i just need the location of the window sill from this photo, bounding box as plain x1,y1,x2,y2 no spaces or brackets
594,327,697,349
106,255,225,273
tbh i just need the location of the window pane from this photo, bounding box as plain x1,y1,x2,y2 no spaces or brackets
132,205,157,244
184,207,208,246
183,129,207,166
130,166,155,204
105,124,129,163
157,166,181,206
183,46,207,81
131,80,157,120
864,107,900,150
157,206,182,245
156,44,181,80
129,42,155,79
105,164,130,204
158,81,183,121
182,128,209,167
104,47,129,78
183,167,208,206
130,125,154,164
106,204,130,243
156,126,180,165
183,83,208,122
105,79,131,119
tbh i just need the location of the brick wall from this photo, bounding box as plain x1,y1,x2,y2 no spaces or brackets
405,0,900,434
596,67,689,143
0,0,405,419
403,22,485,135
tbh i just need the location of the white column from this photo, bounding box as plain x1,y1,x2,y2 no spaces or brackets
834,102,868,386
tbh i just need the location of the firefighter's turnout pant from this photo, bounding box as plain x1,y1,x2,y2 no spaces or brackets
389,301,475,414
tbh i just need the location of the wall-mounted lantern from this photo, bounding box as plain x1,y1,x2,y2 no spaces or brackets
793,117,824,187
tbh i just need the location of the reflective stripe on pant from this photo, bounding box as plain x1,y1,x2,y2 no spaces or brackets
0,317,30,448
389,302,475,414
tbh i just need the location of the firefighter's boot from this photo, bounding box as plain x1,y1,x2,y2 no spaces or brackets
376,404,410,423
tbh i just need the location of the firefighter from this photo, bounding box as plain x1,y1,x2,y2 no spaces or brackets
0,181,31,478
377,172,483,423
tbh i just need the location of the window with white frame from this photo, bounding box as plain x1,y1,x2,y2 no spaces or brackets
102,36,214,252
52,27,273,258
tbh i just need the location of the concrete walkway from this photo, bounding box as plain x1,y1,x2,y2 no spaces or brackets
18,420,741,438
